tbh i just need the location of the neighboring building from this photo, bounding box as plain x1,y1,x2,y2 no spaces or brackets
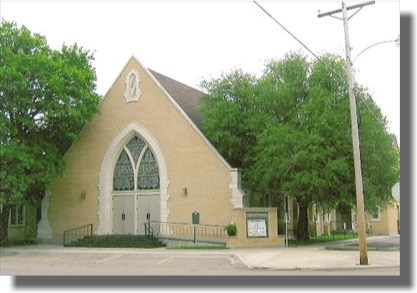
364,182,400,236
37,57,246,242
281,200,355,239
5,202,39,241
282,182,400,238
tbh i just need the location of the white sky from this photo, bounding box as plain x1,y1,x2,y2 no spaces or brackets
0,0,403,145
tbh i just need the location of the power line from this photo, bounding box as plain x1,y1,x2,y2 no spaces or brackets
253,1,331,73
357,93,381,124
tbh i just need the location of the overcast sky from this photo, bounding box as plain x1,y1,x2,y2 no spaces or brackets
1,0,405,145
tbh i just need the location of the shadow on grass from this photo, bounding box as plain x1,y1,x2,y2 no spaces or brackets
0,238,38,247
289,233,359,247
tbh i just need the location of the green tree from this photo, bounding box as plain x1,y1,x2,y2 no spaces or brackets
355,88,400,209
251,55,355,240
200,52,399,241
0,21,100,244
199,70,257,170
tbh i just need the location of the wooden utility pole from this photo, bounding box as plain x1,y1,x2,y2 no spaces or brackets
318,1,375,265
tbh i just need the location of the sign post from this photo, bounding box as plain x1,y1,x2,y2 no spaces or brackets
192,211,199,244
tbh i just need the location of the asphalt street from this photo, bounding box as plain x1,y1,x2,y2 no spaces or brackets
0,236,401,279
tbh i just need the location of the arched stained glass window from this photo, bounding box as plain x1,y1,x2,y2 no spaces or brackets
138,149,160,190
113,136,160,191
113,149,134,191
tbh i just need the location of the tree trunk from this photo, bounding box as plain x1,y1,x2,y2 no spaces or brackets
0,204,10,245
296,200,310,241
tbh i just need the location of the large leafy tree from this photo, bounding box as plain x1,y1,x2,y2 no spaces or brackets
0,21,100,244
200,52,399,241
355,88,400,209
199,70,258,170
250,54,355,240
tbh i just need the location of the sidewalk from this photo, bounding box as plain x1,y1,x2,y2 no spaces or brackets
233,235,400,270
234,246,399,270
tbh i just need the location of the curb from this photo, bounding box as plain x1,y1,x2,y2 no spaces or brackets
324,246,399,251
248,264,401,271
233,253,254,269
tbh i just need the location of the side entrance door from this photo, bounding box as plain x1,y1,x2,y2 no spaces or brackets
112,195,135,235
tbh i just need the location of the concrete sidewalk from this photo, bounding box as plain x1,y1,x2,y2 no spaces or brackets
233,235,400,270
234,246,399,270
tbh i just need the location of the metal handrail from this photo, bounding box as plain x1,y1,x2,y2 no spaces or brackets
63,224,93,246
144,221,155,236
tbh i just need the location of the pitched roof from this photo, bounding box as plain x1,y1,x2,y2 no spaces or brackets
148,69,205,130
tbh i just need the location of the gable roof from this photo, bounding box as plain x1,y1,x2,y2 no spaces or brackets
148,69,205,130
64,56,233,171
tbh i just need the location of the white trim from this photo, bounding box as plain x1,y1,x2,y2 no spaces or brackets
229,169,244,208
96,122,169,235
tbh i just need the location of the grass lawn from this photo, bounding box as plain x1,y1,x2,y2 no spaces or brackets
167,245,228,250
167,234,359,249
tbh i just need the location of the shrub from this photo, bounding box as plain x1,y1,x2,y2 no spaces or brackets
224,223,237,236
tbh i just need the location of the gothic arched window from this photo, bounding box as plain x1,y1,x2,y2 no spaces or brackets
113,136,160,191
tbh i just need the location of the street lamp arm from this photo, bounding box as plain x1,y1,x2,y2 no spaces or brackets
353,36,400,64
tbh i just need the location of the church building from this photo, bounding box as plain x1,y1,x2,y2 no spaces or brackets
37,56,245,242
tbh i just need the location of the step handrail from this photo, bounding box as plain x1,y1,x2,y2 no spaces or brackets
63,224,93,246
144,221,156,236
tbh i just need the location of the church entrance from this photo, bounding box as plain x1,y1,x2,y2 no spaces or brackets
112,195,135,235
111,135,160,235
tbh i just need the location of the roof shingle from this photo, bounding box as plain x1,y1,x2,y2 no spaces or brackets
148,69,205,130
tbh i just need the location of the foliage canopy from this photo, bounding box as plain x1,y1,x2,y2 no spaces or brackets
200,52,399,240
0,20,101,243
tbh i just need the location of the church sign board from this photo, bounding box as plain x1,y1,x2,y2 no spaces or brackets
246,212,268,238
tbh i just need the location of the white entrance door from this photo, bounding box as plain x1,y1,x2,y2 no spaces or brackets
112,195,135,235
137,194,160,235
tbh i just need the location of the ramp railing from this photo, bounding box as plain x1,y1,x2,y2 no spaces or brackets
144,221,227,244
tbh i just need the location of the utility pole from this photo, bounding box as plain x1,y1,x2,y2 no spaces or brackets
318,1,375,265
